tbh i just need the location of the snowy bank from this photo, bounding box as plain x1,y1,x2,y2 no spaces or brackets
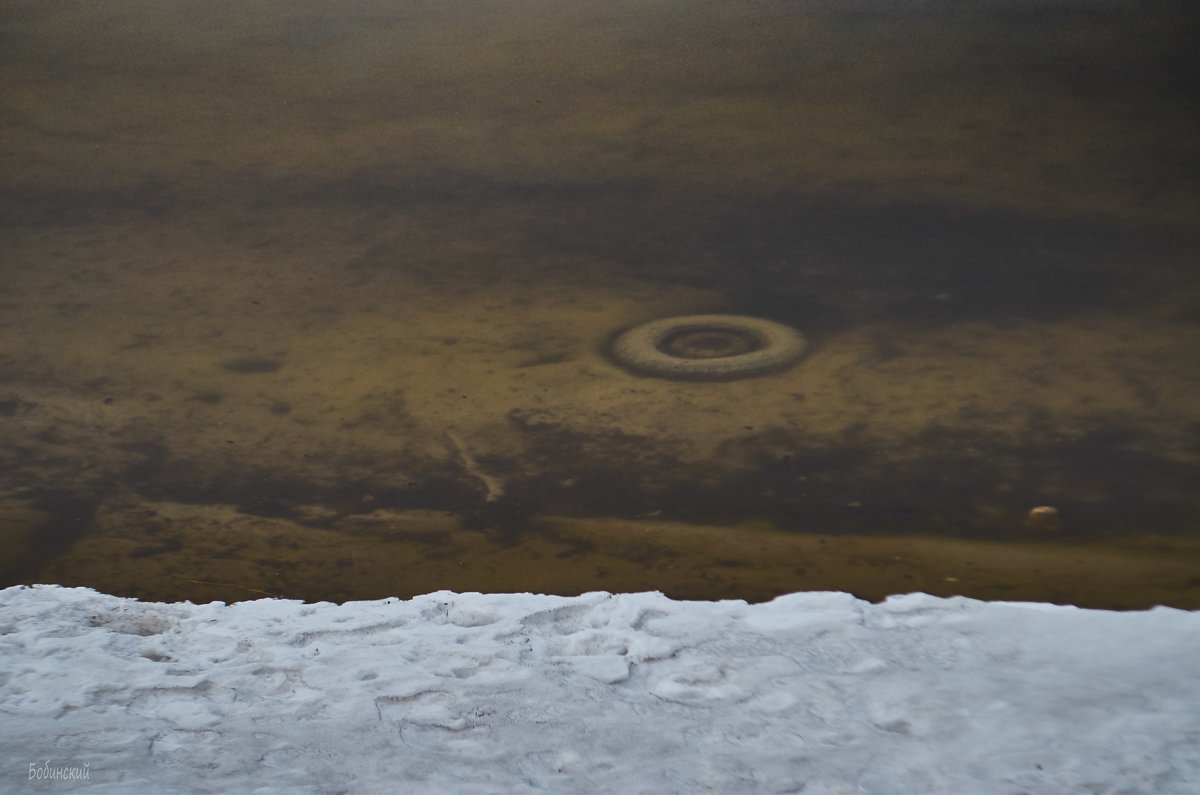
2,585,1198,794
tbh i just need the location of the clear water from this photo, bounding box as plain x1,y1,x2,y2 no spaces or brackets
2,0,1197,608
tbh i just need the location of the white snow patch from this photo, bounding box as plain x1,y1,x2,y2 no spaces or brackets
2,585,1198,793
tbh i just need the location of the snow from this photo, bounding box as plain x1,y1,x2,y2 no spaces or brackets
2,585,1198,794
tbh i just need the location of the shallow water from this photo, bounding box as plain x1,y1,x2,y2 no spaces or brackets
2,0,1198,607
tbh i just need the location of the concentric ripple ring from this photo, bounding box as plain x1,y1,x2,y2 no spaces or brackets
610,314,807,380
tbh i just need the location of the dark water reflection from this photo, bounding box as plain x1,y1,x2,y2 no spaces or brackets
1,0,1197,607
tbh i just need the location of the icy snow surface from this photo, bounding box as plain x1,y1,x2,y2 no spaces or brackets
2,585,1198,794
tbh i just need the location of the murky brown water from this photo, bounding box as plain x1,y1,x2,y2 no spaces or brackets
2,0,1198,608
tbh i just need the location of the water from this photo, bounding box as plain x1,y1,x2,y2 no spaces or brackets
2,0,1197,608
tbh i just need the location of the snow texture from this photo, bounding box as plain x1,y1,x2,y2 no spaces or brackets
2,585,1198,794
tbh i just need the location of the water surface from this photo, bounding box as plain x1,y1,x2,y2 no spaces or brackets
2,0,1197,607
